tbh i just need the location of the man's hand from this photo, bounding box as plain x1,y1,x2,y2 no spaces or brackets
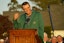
14,13,19,20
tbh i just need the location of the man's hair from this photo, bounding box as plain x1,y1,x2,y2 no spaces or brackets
51,36,57,39
21,2,30,8
57,35,62,38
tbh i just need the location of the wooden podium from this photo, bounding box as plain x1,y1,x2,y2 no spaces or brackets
8,29,37,43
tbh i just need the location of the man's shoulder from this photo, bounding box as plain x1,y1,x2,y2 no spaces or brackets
32,10,40,14
32,10,41,16
20,13,26,17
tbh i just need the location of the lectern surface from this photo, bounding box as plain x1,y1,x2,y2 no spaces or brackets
9,29,36,43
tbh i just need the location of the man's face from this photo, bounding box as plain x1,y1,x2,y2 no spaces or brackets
22,4,31,14
57,36,62,42
44,33,48,41
52,37,57,43
44,36,48,41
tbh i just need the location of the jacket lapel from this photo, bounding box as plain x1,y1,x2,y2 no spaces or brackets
29,11,35,25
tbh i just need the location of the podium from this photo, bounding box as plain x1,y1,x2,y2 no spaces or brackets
8,29,37,43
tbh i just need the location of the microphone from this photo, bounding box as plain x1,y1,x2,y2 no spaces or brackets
25,17,30,24
23,16,30,28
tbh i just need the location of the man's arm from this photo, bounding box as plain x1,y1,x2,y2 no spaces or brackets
13,20,20,29
38,12,44,40
13,13,20,29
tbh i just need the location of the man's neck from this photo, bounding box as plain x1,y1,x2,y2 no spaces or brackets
26,11,32,17
27,14,31,17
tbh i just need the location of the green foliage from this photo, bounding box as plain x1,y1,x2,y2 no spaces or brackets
11,0,17,3
44,26,52,38
0,15,13,39
32,0,61,9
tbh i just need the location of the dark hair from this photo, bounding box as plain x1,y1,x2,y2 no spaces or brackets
21,2,30,8
57,35,62,38
14,11,20,14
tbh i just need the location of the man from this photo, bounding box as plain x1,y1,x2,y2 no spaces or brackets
57,35,64,43
43,32,51,43
13,2,44,43
51,36,57,43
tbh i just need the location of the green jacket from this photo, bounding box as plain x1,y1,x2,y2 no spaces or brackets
13,10,44,41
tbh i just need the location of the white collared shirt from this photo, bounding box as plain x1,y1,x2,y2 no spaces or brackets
58,41,63,43
44,41,46,43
